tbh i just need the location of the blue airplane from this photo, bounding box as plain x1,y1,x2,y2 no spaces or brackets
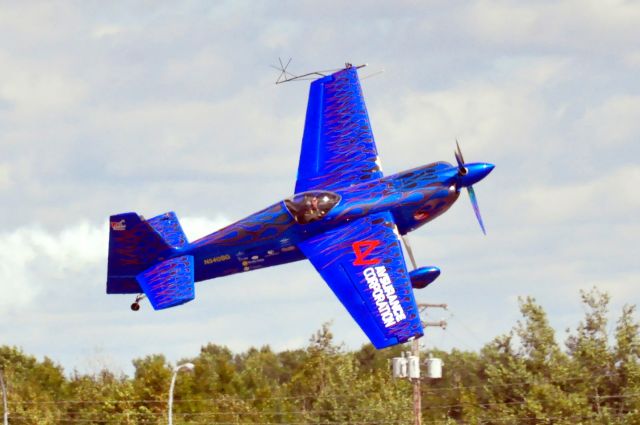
106,64,494,349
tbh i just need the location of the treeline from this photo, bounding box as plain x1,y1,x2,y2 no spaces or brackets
1,288,639,424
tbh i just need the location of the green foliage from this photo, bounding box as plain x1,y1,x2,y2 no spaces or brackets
1,289,638,424
0,347,66,424
64,370,138,425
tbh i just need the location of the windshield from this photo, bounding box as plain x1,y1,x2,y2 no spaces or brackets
284,191,341,224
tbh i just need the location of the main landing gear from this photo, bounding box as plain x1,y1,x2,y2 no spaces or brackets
131,294,146,311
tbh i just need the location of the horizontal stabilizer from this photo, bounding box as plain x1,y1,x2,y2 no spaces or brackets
147,212,188,249
136,255,195,310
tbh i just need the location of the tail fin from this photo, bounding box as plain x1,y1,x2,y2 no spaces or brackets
106,212,188,294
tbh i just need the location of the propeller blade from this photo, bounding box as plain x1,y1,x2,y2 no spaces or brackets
455,139,465,162
467,185,486,235
454,139,467,175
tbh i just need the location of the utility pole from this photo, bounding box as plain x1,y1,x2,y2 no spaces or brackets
411,303,447,425
398,235,448,424
0,369,8,425
411,337,421,425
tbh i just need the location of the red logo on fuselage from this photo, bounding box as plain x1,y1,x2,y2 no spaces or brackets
352,240,381,266
110,219,126,231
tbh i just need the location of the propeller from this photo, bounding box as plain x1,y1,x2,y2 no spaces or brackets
454,139,467,175
454,140,488,235
467,185,486,235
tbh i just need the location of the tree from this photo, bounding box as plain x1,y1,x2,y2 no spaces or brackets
477,296,589,424
0,289,637,424
65,369,137,425
0,346,66,424
132,354,172,424
565,288,616,422
611,303,640,422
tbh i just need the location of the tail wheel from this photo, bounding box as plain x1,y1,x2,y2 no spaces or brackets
131,293,146,311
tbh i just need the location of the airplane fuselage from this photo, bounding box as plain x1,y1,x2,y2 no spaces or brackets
183,161,462,283
106,64,495,349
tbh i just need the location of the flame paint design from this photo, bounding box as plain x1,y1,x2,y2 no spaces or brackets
147,212,188,248
192,203,295,249
300,212,423,347
109,215,170,271
296,68,382,193
137,255,194,310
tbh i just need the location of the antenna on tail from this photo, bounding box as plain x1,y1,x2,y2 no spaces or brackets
271,58,366,84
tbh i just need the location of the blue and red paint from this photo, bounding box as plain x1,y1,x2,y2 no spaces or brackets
105,65,494,349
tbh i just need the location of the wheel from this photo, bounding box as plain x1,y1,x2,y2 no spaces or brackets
131,302,140,311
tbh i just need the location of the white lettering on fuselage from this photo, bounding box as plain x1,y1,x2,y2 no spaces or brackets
363,266,406,328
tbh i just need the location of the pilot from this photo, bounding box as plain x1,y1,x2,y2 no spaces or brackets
302,195,322,222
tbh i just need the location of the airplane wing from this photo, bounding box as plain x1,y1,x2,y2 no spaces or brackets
295,66,383,194
298,211,423,348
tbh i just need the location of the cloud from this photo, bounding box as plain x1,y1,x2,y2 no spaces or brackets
0,216,230,311
0,1,638,374
376,79,543,157
372,57,569,173
465,1,640,53
0,221,108,314
625,51,640,69
518,165,640,223
572,95,640,147
0,229,41,308
0,215,349,374
0,51,88,112
0,163,10,190
91,25,125,39
180,216,231,241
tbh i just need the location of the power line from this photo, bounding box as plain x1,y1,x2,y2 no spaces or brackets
57,407,411,418
421,371,623,393
9,393,640,414
410,393,640,412
9,369,628,406
5,416,413,425
6,411,639,425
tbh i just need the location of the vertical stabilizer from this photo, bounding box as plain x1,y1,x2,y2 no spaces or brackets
106,212,173,294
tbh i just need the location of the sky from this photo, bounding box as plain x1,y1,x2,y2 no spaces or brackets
0,1,639,376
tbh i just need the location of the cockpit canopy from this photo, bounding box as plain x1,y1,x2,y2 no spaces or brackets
284,191,341,224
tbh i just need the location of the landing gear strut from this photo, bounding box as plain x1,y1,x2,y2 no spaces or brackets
131,294,146,311
401,235,418,270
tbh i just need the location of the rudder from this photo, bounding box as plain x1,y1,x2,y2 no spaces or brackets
107,212,174,294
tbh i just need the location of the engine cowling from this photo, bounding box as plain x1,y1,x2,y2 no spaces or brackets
409,266,441,289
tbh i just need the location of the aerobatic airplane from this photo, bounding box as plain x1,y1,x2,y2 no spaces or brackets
106,63,494,349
